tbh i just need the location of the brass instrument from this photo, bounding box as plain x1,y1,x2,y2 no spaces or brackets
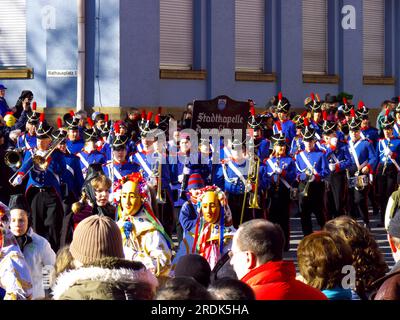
154,153,166,204
5,148,24,169
300,162,317,197
240,154,261,225
32,136,66,171
8,136,66,186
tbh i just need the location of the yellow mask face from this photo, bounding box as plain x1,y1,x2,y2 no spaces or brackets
201,191,220,224
120,180,142,216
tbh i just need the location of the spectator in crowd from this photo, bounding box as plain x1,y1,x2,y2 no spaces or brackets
208,278,255,300
0,84,11,117
174,254,211,288
9,194,56,299
50,245,74,289
0,226,33,300
297,231,354,300
156,276,214,300
324,216,388,300
373,210,400,300
52,215,158,300
230,219,327,300
14,90,33,119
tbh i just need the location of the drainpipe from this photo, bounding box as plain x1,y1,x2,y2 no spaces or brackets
77,0,85,111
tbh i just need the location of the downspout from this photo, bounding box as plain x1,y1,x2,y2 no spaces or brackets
77,0,85,111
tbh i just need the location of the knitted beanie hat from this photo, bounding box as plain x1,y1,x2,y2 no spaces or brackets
70,215,124,264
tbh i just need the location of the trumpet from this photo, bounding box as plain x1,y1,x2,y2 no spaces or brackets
154,153,166,204
5,148,25,169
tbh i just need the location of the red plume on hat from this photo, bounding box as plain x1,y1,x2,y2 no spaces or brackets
322,111,328,122
343,97,347,105
146,111,153,123
278,92,283,101
39,112,45,123
358,101,364,110
301,111,308,118
141,110,146,121
69,110,75,118
155,114,160,126
113,121,120,134
32,101,37,112
57,117,62,129
303,117,309,127
350,108,356,119
104,114,109,123
311,93,315,101
275,121,282,133
250,103,256,117
385,108,390,121
87,117,94,128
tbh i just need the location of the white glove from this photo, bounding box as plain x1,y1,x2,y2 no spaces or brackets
330,137,338,147
384,148,392,156
12,175,23,186
183,166,190,175
178,174,183,183
329,163,336,172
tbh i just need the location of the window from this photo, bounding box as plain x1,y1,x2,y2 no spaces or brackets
0,0,26,67
160,0,193,70
363,0,384,76
235,0,265,72
303,0,327,74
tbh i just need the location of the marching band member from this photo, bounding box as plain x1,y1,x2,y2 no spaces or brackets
17,101,39,152
264,130,296,251
289,113,306,156
129,113,174,236
11,114,66,252
295,118,330,236
103,133,140,202
63,111,84,155
215,138,267,228
320,114,352,220
75,118,106,178
376,111,400,226
172,186,235,270
346,109,378,229
272,92,296,145
305,93,323,139
247,100,271,163
338,98,354,137
52,118,84,215
117,173,173,277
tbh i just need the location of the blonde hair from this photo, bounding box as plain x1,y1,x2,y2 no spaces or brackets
72,192,88,214
91,175,112,190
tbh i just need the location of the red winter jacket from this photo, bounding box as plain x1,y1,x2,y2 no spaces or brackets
241,260,328,300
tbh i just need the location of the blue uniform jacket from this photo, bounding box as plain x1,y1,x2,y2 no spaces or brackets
66,138,85,155
179,200,198,237
76,150,107,175
264,156,296,189
103,161,140,183
322,144,352,172
273,120,296,145
214,158,268,195
18,148,66,196
361,126,379,150
347,138,378,173
58,151,84,197
377,137,400,167
295,149,330,181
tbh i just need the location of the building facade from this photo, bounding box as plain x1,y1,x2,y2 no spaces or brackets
0,0,399,117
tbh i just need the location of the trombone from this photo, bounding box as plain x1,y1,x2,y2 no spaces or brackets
9,136,66,186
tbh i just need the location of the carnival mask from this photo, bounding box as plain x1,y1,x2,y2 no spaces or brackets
120,180,142,216
201,191,220,224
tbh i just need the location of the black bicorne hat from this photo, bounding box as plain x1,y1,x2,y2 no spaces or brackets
273,92,291,113
36,113,53,140
305,93,322,112
355,101,369,119
301,118,317,141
